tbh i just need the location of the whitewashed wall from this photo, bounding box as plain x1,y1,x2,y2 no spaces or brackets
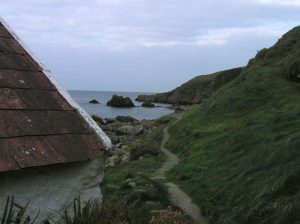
0,152,105,223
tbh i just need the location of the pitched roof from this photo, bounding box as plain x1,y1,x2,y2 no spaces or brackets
0,19,111,172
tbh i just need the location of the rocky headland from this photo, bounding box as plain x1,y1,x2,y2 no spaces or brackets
137,67,243,105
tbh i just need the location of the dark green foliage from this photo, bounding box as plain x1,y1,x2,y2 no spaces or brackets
166,26,300,223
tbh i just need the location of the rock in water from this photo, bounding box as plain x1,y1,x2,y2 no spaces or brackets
89,99,100,104
141,102,155,108
107,95,135,108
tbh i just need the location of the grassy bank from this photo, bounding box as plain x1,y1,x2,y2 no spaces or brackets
166,27,300,223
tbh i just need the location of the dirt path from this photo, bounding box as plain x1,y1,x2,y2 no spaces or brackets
152,115,208,224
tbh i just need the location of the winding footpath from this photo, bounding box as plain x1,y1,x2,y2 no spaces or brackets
152,115,208,224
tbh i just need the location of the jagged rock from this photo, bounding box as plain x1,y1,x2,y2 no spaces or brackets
89,99,100,104
136,126,149,135
107,95,135,108
105,131,119,144
91,115,105,125
118,125,142,136
106,155,118,167
105,118,116,124
141,102,155,108
116,116,137,122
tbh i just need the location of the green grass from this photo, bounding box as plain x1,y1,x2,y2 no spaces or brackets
166,27,300,224
101,120,174,224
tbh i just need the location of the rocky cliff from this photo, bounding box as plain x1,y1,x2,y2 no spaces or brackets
137,67,243,105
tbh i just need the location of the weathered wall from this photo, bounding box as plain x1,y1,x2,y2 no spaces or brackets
0,152,105,222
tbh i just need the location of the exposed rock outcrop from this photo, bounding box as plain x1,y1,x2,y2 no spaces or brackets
137,67,243,105
142,102,155,108
91,115,105,125
107,95,135,108
116,116,137,122
89,99,100,104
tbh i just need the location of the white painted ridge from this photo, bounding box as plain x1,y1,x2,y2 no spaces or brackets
0,17,112,149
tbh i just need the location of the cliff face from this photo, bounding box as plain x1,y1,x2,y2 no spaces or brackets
137,67,243,105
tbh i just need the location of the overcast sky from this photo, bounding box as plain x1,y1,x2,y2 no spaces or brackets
1,0,300,92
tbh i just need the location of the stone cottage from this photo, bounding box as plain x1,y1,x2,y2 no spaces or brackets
0,18,112,221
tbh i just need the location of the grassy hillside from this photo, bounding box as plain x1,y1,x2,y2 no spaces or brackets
137,67,243,105
166,26,300,224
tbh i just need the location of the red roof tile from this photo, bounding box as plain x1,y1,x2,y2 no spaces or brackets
0,21,105,172
0,69,55,90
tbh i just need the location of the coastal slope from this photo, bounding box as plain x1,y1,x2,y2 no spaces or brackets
166,26,300,223
137,67,243,105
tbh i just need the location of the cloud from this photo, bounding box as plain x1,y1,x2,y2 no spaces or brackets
251,0,300,6
0,0,298,52
0,0,299,91
137,25,286,49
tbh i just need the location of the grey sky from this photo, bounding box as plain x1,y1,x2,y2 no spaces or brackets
1,0,300,92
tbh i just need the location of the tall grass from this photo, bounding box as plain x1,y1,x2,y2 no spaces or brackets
63,198,129,224
1,197,38,224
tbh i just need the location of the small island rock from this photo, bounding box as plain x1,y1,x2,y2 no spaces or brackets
89,99,100,104
107,95,135,108
141,102,155,108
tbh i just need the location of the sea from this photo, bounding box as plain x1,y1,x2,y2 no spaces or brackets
68,90,174,120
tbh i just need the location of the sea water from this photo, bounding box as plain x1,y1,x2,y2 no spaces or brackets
69,90,174,120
